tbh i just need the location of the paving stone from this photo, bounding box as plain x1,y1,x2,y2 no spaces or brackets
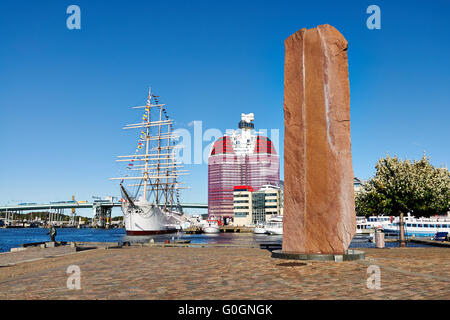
0,247,448,299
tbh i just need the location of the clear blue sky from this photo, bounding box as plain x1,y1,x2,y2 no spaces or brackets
1,0,449,216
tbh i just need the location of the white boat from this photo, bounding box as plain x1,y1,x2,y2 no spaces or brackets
383,215,450,237
203,218,221,234
253,222,267,234
112,88,188,236
356,216,392,234
265,216,283,235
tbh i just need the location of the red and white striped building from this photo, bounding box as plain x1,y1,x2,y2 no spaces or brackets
207,114,280,222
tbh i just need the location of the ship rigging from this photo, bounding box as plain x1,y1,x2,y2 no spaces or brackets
110,88,188,235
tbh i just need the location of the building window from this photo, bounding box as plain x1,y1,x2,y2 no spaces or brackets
234,212,248,217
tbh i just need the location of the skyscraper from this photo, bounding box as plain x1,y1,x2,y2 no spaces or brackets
208,113,280,222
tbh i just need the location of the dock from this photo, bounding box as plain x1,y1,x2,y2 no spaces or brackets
221,225,254,233
183,226,255,234
0,246,449,299
410,238,450,247
183,226,202,234
367,236,450,247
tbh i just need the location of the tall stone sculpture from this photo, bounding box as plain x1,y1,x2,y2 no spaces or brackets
283,25,356,255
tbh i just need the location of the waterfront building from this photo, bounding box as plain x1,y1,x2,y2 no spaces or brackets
233,186,253,226
208,113,280,222
353,177,364,193
233,185,283,226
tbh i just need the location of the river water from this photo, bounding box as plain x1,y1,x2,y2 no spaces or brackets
0,228,430,253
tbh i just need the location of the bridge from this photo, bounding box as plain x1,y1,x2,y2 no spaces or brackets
0,202,208,212
0,201,208,228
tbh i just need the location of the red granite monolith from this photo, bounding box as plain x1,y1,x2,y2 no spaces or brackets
282,25,355,254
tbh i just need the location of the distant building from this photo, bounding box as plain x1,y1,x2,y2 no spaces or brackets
354,177,364,193
208,113,280,222
233,186,254,226
233,185,283,226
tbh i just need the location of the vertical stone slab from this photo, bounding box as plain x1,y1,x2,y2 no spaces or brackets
282,25,355,254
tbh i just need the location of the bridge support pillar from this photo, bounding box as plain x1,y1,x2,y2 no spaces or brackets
92,204,112,229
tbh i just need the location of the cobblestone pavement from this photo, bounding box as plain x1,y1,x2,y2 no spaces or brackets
0,246,77,267
0,247,449,299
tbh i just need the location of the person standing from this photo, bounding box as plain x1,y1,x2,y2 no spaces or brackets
47,225,57,242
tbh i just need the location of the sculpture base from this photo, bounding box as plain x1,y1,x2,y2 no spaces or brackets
271,249,365,262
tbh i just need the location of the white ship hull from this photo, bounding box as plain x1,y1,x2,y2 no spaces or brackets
122,200,179,235
202,219,221,233
383,222,450,237
265,216,283,235
266,227,283,235
253,226,267,234
203,226,220,233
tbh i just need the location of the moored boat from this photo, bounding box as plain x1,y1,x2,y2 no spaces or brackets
265,216,283,235
383,215,450,237
253,222,267,234
203,217,221,234
111,88,188,236
356,216,392,234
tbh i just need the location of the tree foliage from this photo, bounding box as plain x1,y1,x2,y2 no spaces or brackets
355,155,450,217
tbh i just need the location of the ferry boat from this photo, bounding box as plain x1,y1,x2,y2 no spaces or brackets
356,216,392,234
253,222,267,234
265,216,283,235
203,217,221,234
383,215,450,237
111,88,188,235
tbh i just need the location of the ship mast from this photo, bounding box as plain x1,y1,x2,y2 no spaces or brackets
164,118,171,209
155,104,162,204
143,88,151,200
111,88,189,208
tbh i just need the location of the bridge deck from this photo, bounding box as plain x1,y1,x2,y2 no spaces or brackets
0,202,208,211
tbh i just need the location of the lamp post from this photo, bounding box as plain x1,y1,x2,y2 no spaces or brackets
399,212,406,247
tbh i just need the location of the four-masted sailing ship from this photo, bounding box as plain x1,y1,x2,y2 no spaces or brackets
111,88,187,235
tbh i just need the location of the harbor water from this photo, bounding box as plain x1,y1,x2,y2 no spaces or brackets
0,228,431,253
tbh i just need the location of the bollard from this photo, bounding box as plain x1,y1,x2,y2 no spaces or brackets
45,242,55,248
375,229,385,248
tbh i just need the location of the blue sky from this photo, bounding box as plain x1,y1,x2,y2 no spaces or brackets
1,0,449,216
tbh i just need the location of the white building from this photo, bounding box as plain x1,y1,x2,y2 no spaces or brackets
354,177,363,193
233,184,283,227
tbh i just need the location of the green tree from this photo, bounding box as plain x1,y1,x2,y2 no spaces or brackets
356,155,449,217
355,155,450,245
